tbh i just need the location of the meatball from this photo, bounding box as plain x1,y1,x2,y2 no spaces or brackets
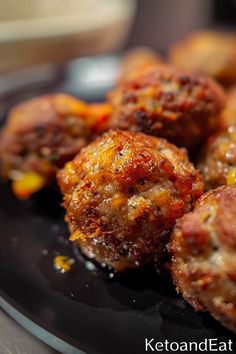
108,65,225,149
198,126,236,191
57,130,203,271
0,94,111,199
118,47,164,84
169,31,236,86
220,86,236,128
171,185,236,334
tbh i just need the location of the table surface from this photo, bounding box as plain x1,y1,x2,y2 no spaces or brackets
0,309,58,354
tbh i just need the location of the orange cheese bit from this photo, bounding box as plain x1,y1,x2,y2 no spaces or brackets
54,255,75,273
89,102,112,131
12,172,46,200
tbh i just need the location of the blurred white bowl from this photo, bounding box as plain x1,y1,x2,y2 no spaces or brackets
0,0,136,72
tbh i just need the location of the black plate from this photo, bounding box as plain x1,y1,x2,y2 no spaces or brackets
0,57,236,354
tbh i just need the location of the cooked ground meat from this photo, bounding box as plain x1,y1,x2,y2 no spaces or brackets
171,185,236,334
198,126,236,190
58,130,203,271
169,31,236,86
0,94,111,198
108,65,225,149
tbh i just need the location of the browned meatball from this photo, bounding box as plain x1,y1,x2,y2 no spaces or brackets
171,185,236,334
169,31,236,86
0,94,111,199
57,130,203,271
108,66,225,149
198,126,236,190
118,47,164,84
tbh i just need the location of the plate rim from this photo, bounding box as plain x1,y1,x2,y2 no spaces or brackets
0,293,85,354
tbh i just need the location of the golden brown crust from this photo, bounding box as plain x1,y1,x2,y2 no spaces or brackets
171,185,236,333
0,94,111,183
108,66,225,149
58,130,203,271
169,31,236,86
198,126,236,190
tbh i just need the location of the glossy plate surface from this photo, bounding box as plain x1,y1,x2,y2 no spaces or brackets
0,57,235,354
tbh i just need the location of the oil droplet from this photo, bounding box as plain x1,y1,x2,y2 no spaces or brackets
57,235,69,246
85,261,96,271
41,249,48,256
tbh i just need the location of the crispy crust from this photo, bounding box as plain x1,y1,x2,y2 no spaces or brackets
198,126,236,190
171,185,236,333
58,130,203,271
0,94,111,182
169,31,236,85
108,66,225,149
